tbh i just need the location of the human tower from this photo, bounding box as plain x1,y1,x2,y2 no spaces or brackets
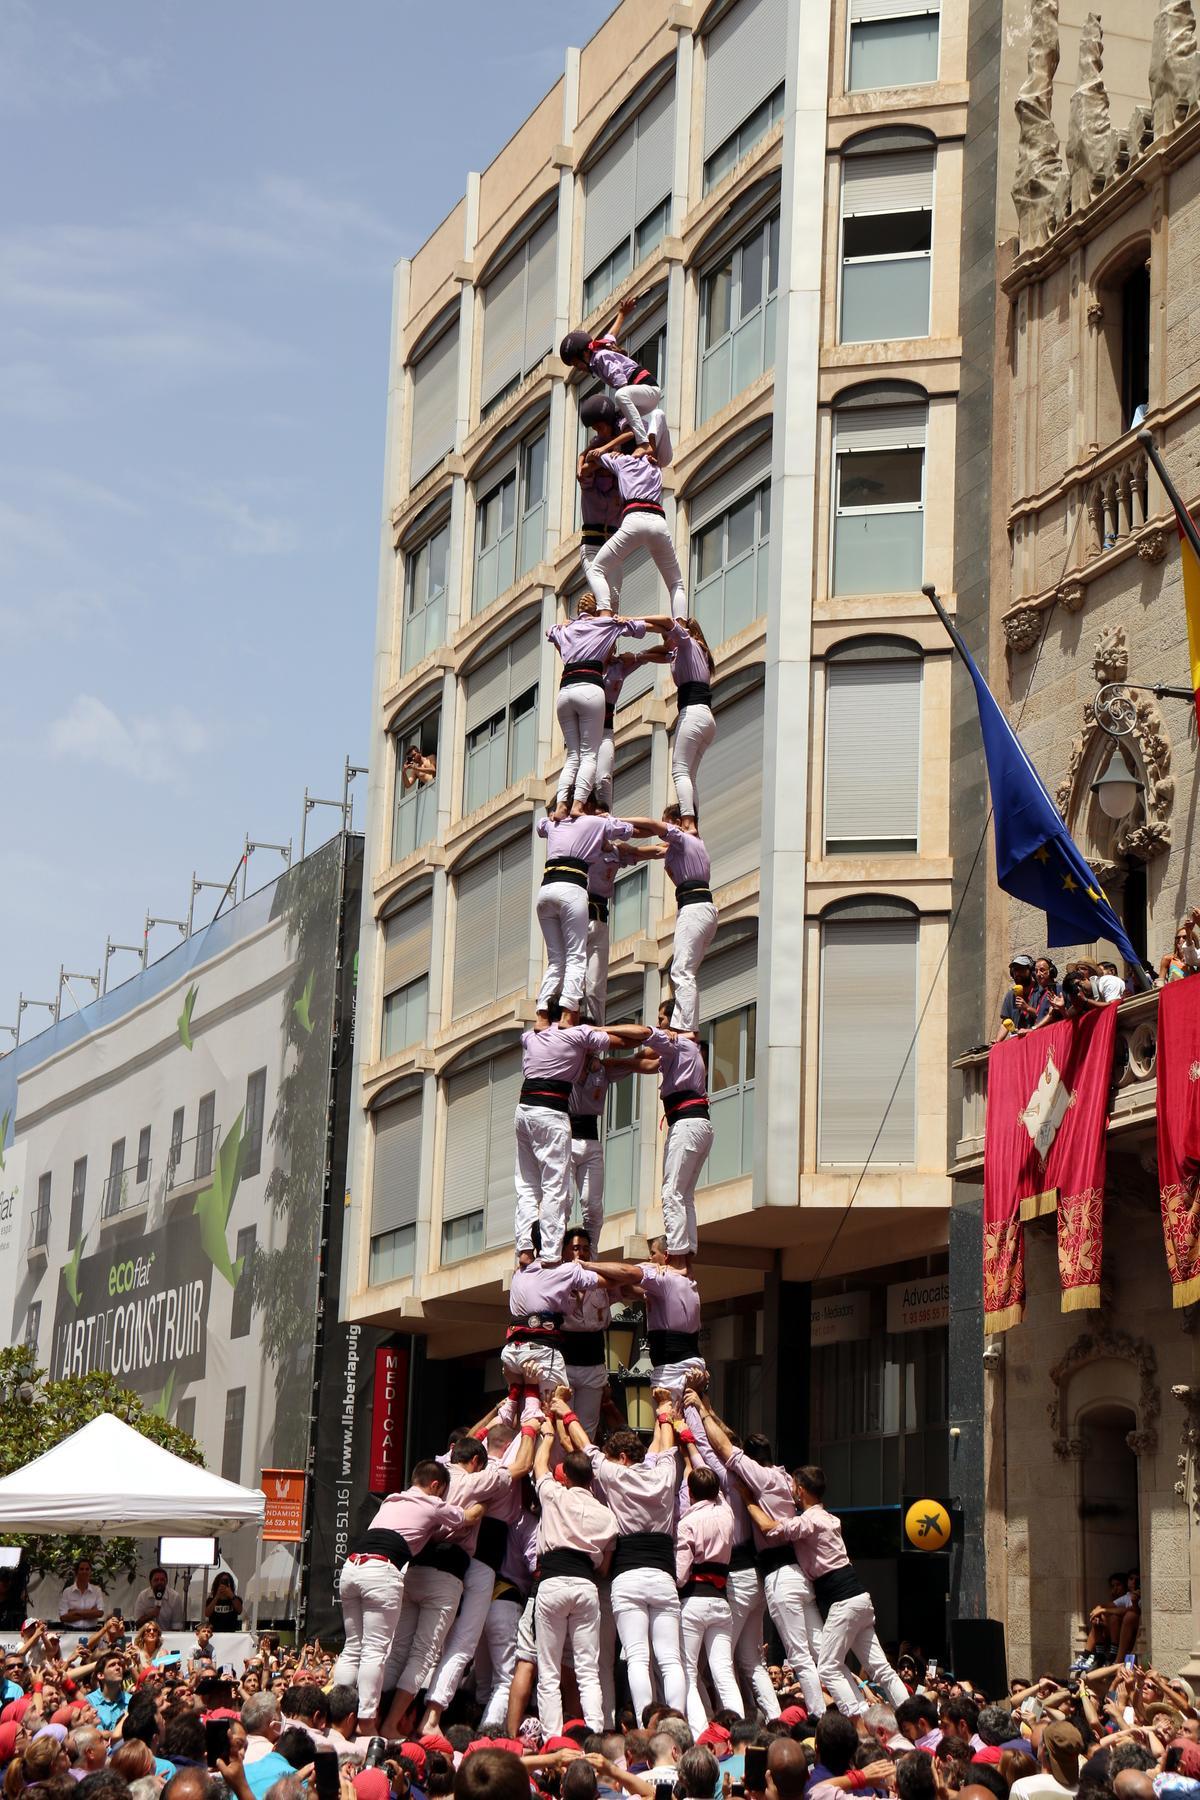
332,300,905,1744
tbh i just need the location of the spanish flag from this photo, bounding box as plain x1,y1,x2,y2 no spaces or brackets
1138,431,1200,730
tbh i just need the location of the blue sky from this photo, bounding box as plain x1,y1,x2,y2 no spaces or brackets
0,0,611,1033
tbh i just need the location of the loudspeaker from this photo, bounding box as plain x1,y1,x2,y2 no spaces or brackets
950,1618,1008,1698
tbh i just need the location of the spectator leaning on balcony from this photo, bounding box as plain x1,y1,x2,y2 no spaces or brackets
1021,958,1061,1032
401,745,436,790
997,955,1037,1039
1159,912,1200,985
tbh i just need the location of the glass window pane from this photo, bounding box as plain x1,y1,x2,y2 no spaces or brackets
760,482,771,536
518,500,544,577
740,229,764,320
693,579,723,648
704,261,733,345
839,448,923,508
584,260,610,315
475,543,497,614
428,526,448,594
442,1212,484,1264
496,524,516,596
524,434,547,505
603,1126,637,1211
740,1080,755,1175
508,690,537,783
763,294,777,373
500,472,517,533
849,15,939,90
756,540,769,612
704,136,740,194
723,555,756,638
768,214,780,294
731,316,763,396
705,1089,741,1186
612,866,647,941
695,518,726,584
710,1012,742,1092
612,238,632,290
699,339,732,424
745,1005,756,1082
727,494,756,562
844,211,932,259
636,201,667,263
409,543,428,612
834,508,925,595
841,255,931,343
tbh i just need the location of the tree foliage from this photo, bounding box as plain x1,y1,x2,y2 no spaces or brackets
0,1343,204,1587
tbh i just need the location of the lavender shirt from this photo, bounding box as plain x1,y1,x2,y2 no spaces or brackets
537,813,634,866
569,1059,609,1119
726,1447,798,1552
587,1444,680,1534
604,650,641,708
580,464,621,530
666,621,712,689
645,1026,706,1097
536,1474,619,1563
588,842,622,900
600,450,664,508
521,1022,610,1082
663,826,711,886
549,613,647,666
564,1277,612,1336
366,1487,467,1555
683,1405,754,1543
510,1258,602,1322
587,334,641,389
638,1261,701,1333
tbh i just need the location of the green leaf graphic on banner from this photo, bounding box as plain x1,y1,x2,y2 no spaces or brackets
150,1369,176,1420
293,971,315,1034
64,1235,87,1307
0,1109,9,1172
193,1108,245,1287
177,985,198,1051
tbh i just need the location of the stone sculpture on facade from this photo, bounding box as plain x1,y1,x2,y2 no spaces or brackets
1067,15,1116,213
1150,0,1200,141
1013,0,1068,248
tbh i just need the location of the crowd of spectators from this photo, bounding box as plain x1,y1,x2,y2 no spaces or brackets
996,956,1128,1041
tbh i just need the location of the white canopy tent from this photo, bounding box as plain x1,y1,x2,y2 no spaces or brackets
0,1414,266,1536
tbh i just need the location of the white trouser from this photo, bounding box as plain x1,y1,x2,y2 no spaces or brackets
581,541,621,614
650,1355,707,1398
537,882,589,1010
385,1565,463,1693
332,1556,405,1722
727,1566,781,1720
681,1593,742,1734
670,901,718,1032
570,1134,604,1245
595,724,616,802
610,1567,688,1719
662,1115,714,1255
556,685,607,802
818,1591,908,1715
514,1104,572,1264
426,1555,494,1708
561,1357,607,1436
500,1339,568,1398
671,706,716,821
480,1592,523,1726
598,1586,618,1727
585,915,610,1022
588,512,686,618
535,1575,604,1733
764,1561,825,1718
612,381,663,446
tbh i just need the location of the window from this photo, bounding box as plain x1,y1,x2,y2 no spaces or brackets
196,1093,216,1180
409,320,459,481
702,0,787,191
33,1172,50,1247
168,1110,184,1186
824,642,922,854
612,753,653,939
68,1157,86,1244
381,892,432,1056
818,902,918,1164
371,1090,422,1281
105,1138,125,1218
175,1396,196,1438
462,625,540,813
582,80,675,314
832,385,926,595
840,132,934,343
401,521,449,674
452,833,532,1017
221,1387,246,1483
480,213,557,414
1120,263,1151,431
848,0,940,90
690,441,772,645
699,935,758,1186
810,1318,947,1507
603,1004,642,1215
442,1046,523,1258
612,866,648,941
698,678,765,887
24,1301,41,1349
242,1069,267,1177
698,212,780,423
473,427,547,612
392,711,440,864
230,1227,256,1338
136,1126,151,1184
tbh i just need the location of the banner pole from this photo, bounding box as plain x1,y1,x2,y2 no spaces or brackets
250,1526,263,1633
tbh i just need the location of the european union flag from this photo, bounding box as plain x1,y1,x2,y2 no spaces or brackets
926,591,1148,983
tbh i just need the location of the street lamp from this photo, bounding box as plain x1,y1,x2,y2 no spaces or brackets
1089,745,1143,821
1092,679,1195,820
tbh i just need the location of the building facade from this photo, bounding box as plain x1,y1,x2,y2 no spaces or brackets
347,0,971,1632
948,0,1200,1677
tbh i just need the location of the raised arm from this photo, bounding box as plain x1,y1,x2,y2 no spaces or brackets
534,1417,555,1482
604,295,637,342
550,1389,593,1456
651,1388,678,1456
689,1391,736,1465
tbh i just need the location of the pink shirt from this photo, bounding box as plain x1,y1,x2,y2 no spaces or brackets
644,1028,707,1097
682,1406,753,1543
537,813,634,865
580,463,621,529
603,651,641,708
548,613,647,666
638,1262,701,1333
587,335,641,389
569,1059,609,1119
510,1258,601,1322
725,1449,797,1551
586,1445,679,1534
600,449,663,507
484,1435,526,1528
564,1278,612,1336
367,1487,467,1555
446,1458,512,1556
666,622,712,690
522,1023,610,1083
663,827,711,887
765,1503,851,1578
535,1473,619,1565
676,1496,735,1584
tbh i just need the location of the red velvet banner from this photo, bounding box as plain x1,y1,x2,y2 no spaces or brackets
1156,978,1200,1308
983,1004,1118,1328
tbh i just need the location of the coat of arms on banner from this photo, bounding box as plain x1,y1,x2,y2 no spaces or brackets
1018,1048,1077,1166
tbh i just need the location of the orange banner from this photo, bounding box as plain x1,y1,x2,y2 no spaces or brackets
261,1468,306,1542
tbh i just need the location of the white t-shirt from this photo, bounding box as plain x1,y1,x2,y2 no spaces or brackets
58,1581,106,1622
1097,975,1126,1003
1010,1776,1078,1800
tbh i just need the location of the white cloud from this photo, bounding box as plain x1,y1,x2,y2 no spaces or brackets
193,492,299,557
47,695,209,783
0,3,156,117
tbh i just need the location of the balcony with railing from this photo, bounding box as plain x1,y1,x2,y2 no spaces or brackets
165,1126,221,1201
952,988,1159,1174
27,1202,50,1257
101,1160,153,1223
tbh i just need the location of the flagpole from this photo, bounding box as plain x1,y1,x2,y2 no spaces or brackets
921,583,973,665
1137,430,1200,563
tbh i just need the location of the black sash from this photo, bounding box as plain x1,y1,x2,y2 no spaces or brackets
647,1327,700,1365
603,704,616,728
520,1077,572,1113
812,1563,867,1619
352,1528,412,1573
570,1114,600,1141
562,1329,606,1366
611,1531,675,1578
542,856,589,890
561,660,605,689
506,1313,565,1346
411,1542,469,1582
756,1543,796,1578
540,1548,596,1583
730,1541,757,1572
675,880,714,909
581,525,608,547
475,1517,508,1574
621,500,665,519
681,1558,730,1602
588,895,610,923
662,1088,710,1125
676,682,713,710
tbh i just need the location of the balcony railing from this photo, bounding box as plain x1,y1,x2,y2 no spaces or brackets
28,1203,50,1253
165,1126,220,1194
952,987,1160,1172
1086,447,1149,557
102,1161,153,1220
